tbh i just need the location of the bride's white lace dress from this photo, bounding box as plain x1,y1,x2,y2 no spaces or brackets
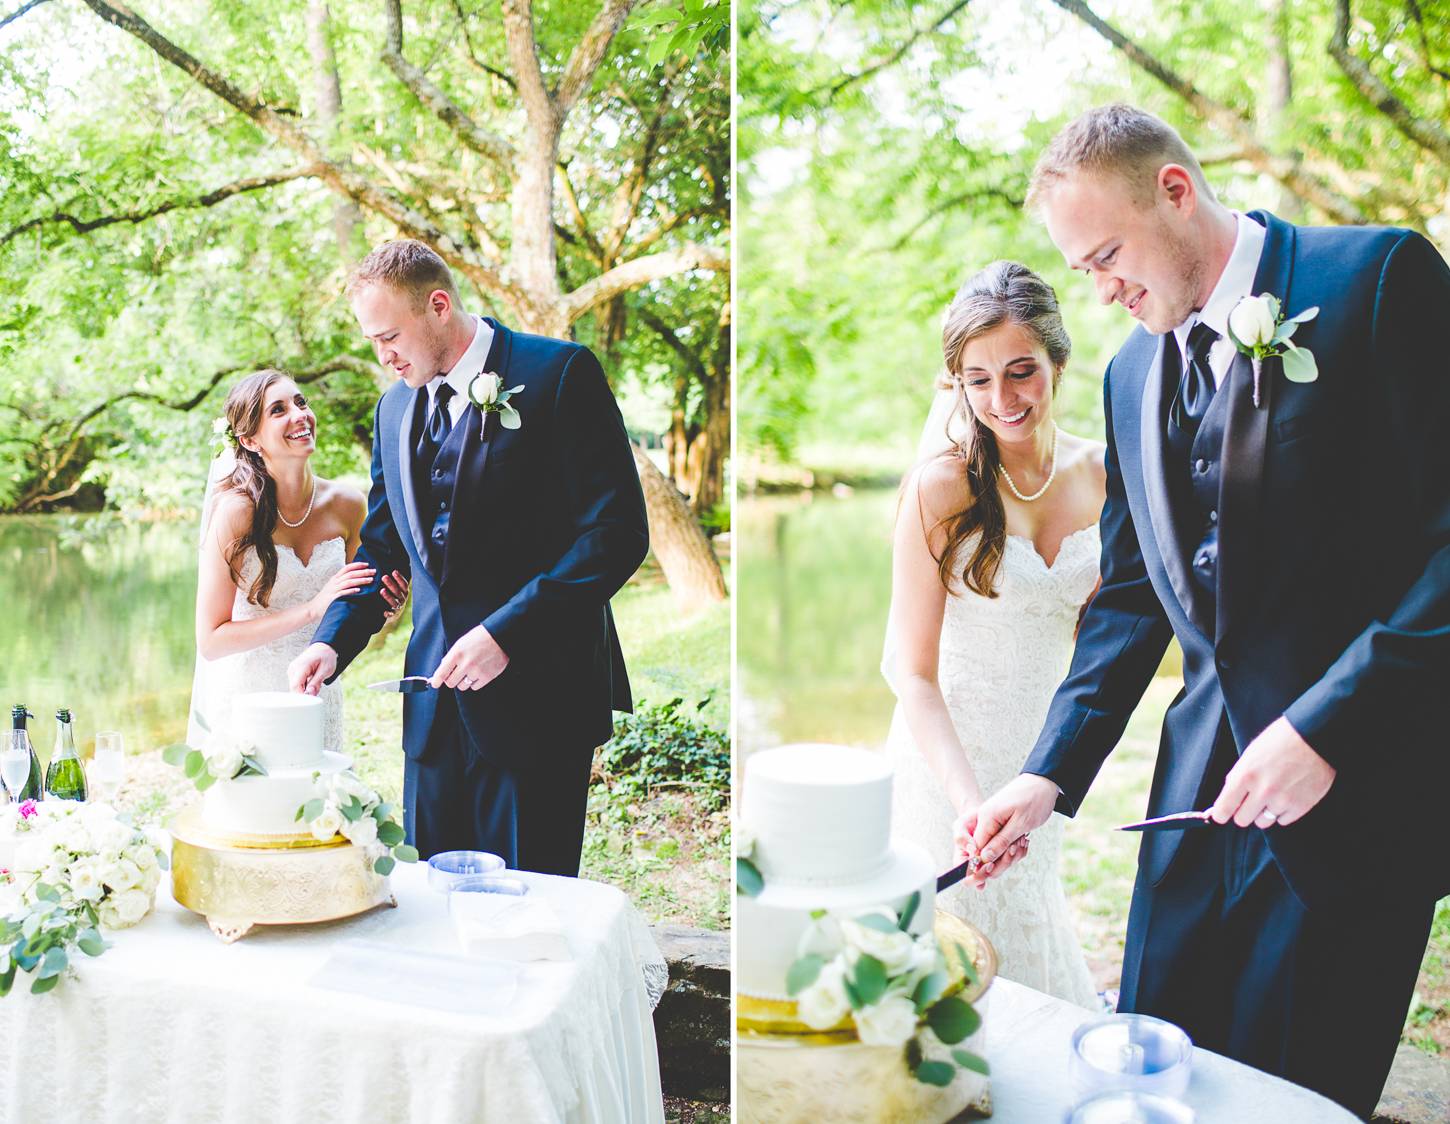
186,536,346,753
886,525,1101,1008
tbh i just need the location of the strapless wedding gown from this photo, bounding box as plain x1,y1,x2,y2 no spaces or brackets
885,525,1101,1008
186,536,346,753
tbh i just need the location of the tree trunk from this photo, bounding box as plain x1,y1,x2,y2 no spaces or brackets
632,445,727,610
1262,0,1303,222
306,0,363,263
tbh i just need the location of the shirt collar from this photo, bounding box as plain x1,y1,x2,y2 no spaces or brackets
1175,212,1267,348
429,315,495,404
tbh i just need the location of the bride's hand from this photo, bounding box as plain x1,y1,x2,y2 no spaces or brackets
380,570,410,619
307,561,377,621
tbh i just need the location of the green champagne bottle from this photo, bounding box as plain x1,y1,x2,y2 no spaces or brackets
45,709,87,803
10,705,43,801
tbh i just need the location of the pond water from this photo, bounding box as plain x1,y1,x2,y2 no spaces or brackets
0,515,199,757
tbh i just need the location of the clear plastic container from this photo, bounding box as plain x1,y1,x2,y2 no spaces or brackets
1070,1090,1196,1124
1070,1014,1193,1099
425,849,506,891
448,874,530,897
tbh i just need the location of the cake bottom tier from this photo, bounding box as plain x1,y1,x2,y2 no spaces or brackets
202,750,352,836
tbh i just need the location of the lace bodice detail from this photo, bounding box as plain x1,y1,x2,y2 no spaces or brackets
887,525,1102,1008
187,537,346,754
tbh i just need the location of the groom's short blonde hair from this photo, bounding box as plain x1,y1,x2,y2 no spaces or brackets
1027,103,1215,212
346,239,463,312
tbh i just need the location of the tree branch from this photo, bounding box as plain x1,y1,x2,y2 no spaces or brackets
0,165,325,246
814,0,971,99
556,0,637,117
452,0,518,88
1327,0,1450,167
501,0,557,130
887,187,1021,251
637,306,707,381
77,0,524,305
381,0,517,164
0,0,50,30
1051,0,1368,224
559,242,729,324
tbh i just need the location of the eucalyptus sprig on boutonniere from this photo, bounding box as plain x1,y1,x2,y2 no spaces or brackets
466,372,525,429
1226,293,1320,407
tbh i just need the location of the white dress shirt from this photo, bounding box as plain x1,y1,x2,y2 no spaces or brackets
426,315,495,429
1172,212,1267,388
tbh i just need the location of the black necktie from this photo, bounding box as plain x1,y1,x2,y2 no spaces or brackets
417,382,455,463
1170,321,1220,440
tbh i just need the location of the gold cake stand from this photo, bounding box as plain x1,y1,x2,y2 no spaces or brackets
737,911,998,1123
168,805,396,943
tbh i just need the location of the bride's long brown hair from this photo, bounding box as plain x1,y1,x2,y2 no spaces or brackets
219,369,292,608
926,261,1071,598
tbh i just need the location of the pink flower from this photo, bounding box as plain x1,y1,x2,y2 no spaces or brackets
18,799,37,819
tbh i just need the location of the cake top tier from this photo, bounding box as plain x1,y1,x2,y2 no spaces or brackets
233,691,324,771
743,744,894,887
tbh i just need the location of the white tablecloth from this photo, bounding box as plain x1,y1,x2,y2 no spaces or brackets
980,977,1359,1123
0,864,666,1124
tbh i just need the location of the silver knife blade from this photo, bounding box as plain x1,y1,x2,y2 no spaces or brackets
365,676,434,693
1116,809,1216,832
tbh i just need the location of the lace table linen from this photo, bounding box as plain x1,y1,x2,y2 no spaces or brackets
0,863,667,1124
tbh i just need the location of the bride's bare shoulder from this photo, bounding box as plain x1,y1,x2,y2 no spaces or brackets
905,453,971,508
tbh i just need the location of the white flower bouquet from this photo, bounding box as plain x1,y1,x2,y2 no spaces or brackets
295,770,418,875
787,895,989,1087
0,799,170,996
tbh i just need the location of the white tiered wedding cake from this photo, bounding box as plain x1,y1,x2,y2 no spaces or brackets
736,743,938,1000
201,691,350,837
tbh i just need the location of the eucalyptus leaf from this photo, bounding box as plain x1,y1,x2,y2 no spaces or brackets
35,884,60,903
156,850,169,872
912,969,949,1014
161,743,192,766
239,756,268,777
1262,293,1281,320
0,962,14,998
736,856,764,897
1271,321,1298,343
193,711,211,733
375,801,394,822
926,995,981,1044
951,941,979,987
182,749,205,778
499,405,522,430
373,855,396,876
20,914,40,940
1281,346,1319,383
301,798,325,822
193,770,218,792
898,890,920,932
392,844,420,863
340,795,364,822
853,913,899,935
30,973,60,994
1285,305,1320,324
78,937,106,957
914,1060,955,1087
851,953,888,1007
952,1050,990,1075
36,946,67,979
377,821,405,846
785,952,824,996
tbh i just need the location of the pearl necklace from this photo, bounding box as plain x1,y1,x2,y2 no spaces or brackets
277,475,317,528
998,422,1059,502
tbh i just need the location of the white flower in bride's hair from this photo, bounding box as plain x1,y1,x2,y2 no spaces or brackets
796,958,852,1030
854,994,920,1048
1227,294,1277,350
212,416,228,435
467,372,502,408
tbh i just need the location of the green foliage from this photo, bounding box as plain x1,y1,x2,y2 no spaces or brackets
925,995,980,1045
736,855,764,897
0,885,112,998
596,696,729,810
785,952,824,996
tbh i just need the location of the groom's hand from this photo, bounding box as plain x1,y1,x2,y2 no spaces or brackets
430,624,509,692
289,643,338,696
1209,716,1335,829
968,774,1059,886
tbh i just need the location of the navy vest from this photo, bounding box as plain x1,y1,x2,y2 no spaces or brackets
414,403,470,578
1165,372,1230,607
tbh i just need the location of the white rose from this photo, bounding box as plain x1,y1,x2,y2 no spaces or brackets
735,819,756,860
139,863,162,895
842,909,918,974
102,857,143,893
854,994,921,1048
68,857,105,902
340,815,378,847
1228,294,1277,349
206,741,243,780
98,819,134,855
795,912,844,961
334,771,375,803
469,372,502,407
310,807,344,843
124,842,157,871
796,958,852,1030
103,887,152,928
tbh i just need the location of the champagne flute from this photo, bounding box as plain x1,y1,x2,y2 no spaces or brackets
1,732,31,807
92,732,125,804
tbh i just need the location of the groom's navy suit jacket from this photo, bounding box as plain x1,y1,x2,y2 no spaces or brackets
1025,212,1450,914
314,320,648,773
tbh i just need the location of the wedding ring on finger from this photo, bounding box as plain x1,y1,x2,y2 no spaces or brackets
460,677,473,689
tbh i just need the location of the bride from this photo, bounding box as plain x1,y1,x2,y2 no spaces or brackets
189,370,406,752
883,260,1105,1008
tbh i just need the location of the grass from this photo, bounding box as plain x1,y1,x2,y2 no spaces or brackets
1062,677,1450,1063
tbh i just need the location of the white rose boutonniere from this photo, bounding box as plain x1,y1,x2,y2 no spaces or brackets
466,371,525,429
1226,292,1320,407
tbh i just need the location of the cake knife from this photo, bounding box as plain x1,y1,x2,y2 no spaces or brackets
365,676,434,693
936,856,982,892
1116,809,1216,831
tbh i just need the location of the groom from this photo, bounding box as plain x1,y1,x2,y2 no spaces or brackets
970,104,1450,1116
288,239,648,876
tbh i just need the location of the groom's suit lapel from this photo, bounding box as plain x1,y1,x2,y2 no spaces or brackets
1215,211,1294,646
441,319,512,589
395,384,431,564
1139,333,1213,639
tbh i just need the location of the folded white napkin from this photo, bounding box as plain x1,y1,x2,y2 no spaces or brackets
450,892,570,961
